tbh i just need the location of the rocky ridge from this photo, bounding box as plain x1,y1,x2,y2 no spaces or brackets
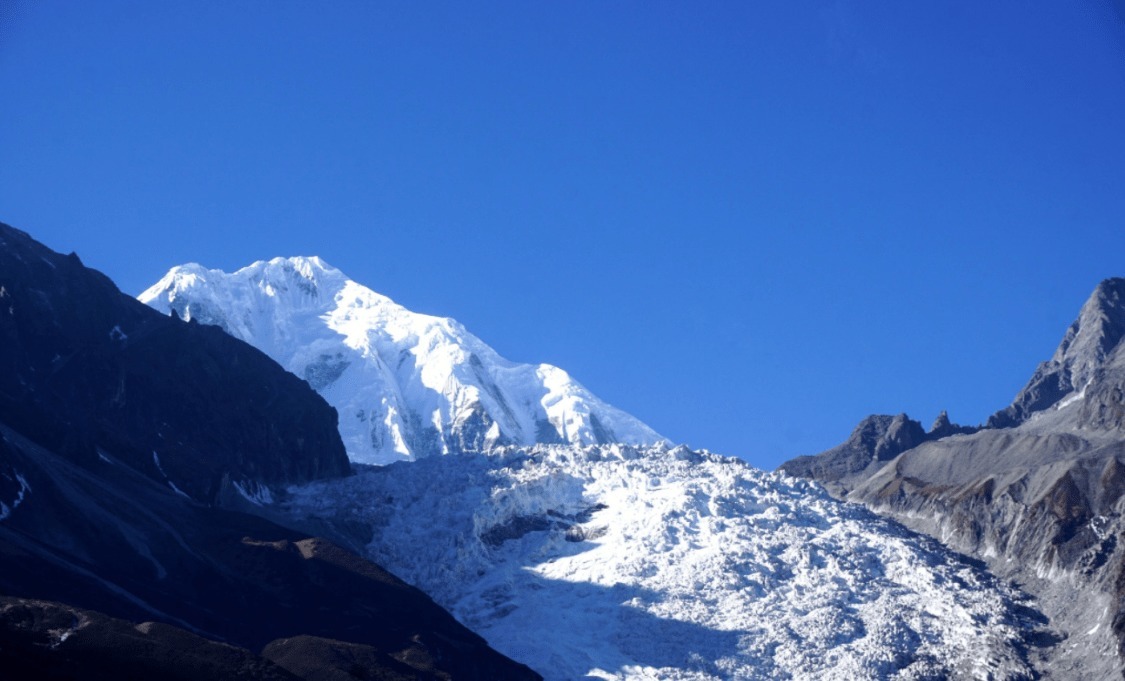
782,277,1125,680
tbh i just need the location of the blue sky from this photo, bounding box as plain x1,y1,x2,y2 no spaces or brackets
2,2,1124,469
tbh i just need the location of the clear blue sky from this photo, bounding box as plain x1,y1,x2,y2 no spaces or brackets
2,2,1124,469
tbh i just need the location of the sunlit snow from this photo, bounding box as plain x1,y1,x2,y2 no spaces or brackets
140,257,665,465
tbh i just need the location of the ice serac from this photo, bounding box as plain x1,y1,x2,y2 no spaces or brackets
782,277,1125,680
140,257,665,465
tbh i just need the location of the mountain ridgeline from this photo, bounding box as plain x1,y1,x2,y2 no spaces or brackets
0,223,539,680
782,277,1125,680
139,257,666,465
5,217,1109,679
139,252,1064,679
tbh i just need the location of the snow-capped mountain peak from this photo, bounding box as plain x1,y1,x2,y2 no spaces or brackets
140,257,665,464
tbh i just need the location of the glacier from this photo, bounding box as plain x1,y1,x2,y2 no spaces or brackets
140,256,1052,679
140,257,664,465
280,444,1044,680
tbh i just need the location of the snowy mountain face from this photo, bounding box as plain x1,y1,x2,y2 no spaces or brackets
140,257,664,464
280,444,1047,680
141,256,1055,678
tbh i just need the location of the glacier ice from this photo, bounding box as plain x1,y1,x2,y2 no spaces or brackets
281,444,1044,680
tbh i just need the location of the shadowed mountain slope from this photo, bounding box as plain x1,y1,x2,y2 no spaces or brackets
0,222,539,680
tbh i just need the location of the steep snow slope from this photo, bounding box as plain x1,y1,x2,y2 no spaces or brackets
281,444,1048,680
140,257,664,464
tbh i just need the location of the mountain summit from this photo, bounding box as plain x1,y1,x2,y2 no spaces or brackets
141,257,664,464
989,277,1125,428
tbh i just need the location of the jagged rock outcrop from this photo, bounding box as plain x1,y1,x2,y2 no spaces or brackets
989,278,1125,428
782,277,1125,680
782,414,925,492
929,409,979,439
782,411,977,495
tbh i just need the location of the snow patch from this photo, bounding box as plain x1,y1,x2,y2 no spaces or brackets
1055,385,1089,411
152,451,189,499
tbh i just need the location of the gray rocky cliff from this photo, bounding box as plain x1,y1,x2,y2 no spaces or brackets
782,277,1125,680
990,278,1125,428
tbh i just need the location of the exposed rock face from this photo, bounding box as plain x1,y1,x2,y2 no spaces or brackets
782,278,1125,680
0,223,540,680
782,414,925,491
989,278,1125,428
0,596,297,681
782,412,976,495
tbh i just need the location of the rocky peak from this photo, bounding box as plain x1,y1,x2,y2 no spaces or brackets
989,278,1125,428
930,410,953,435
928,410,978,439
1053,278,1125,387
852,413,927,461
780,413,926,485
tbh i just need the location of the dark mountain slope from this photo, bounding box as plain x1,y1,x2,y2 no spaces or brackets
0,223,350,500
0,596,298,681
782,277,1125,679
0,222,539,680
